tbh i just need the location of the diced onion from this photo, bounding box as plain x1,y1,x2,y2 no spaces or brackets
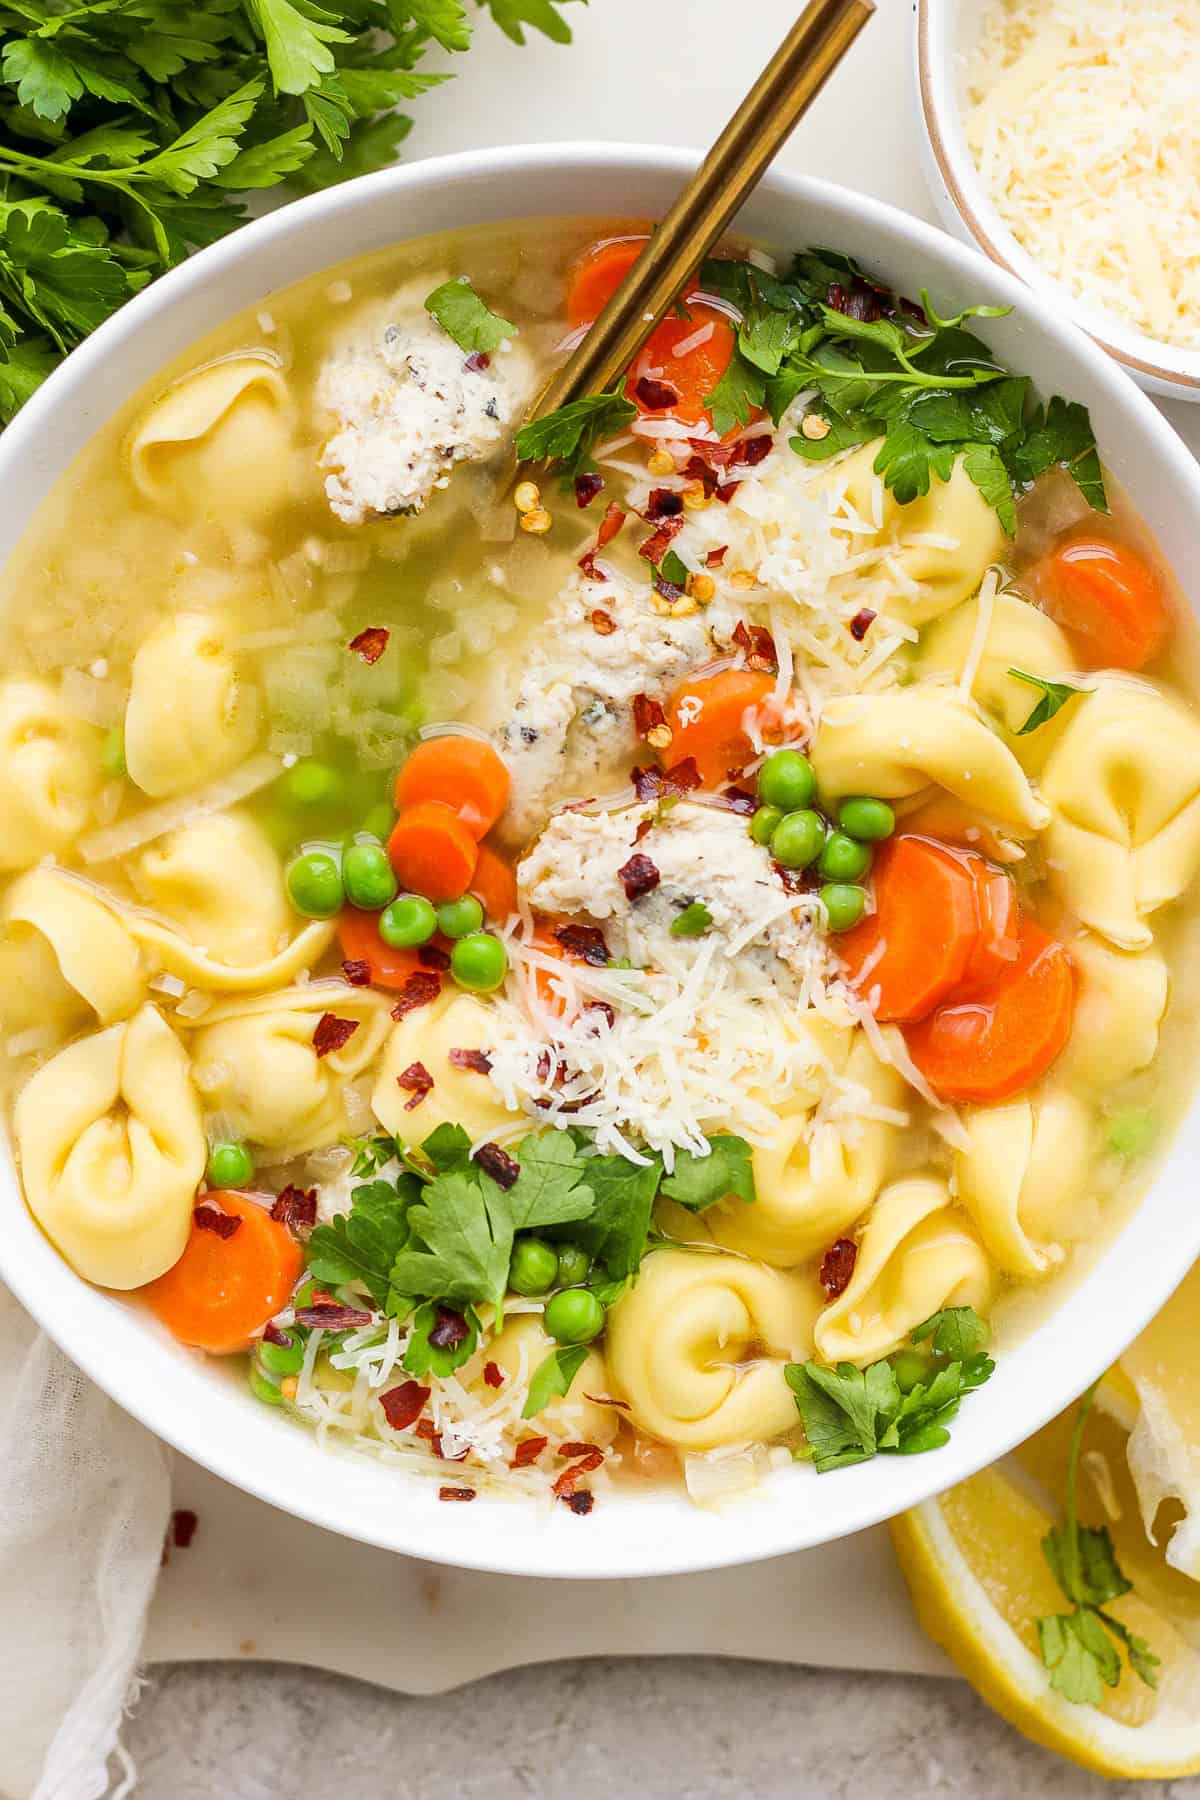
79,753,281,864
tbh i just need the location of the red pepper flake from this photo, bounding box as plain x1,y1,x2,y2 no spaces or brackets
171,1508,198,1549
270,1185,317,1231
635,374,679,410
633,816,654,844
193,1204,241,1240
379,1380,430,1431
348,626,389,665
418,943,451,973
262,1320,293,1348
827,280,888,322
397,1061,434,1109
722,786,758,815
849,607,877,642
557,1441,602,1459
482,1360,505,1390
428,1305,470,1350
684,452,721,493
653,573,685,603
820,1237,859,1298
732,619,777,672
574,471,604,508
562,1489,595,1516
312,1012,360,1059
476,1141,519,1190
733,434,773,467
464,350,491,372
617,852,660,901
554,921,611,966
511,1435,549,1468
716,481,741,505
341,958,371,987
438,1485,477,1502
590,608,616,636
706,545,728,568
631,757,702,803
552,1453,604,1497
294,1302,374,1329
390,972,442,1019
597,501,626,548
448,1046,492,1074
645,488,684,520
578,550,603,582
585,1000,616,1032
638,514,685,564
414,1417,467,1462
584,1393,631,1411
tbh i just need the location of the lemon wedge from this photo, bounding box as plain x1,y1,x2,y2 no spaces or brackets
891,1374,1200,1778
1120,1262,1200,1584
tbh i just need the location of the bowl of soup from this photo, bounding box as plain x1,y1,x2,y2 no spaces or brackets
1,144,1199,1578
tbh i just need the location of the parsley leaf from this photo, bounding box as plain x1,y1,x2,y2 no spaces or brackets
390,1168,514,1312
501,1131,595,1232
343,1130,402,1178
658,548,690,588
1009,395,1108,514
523,1344,589,1417
660,1134,755,1211
424,276,516,354
402,1300,481,1377
910,1306,991,1360
1007,667,1085,734
307,1173,422,1308
669,901,712,938
418,1122,473,1173
704,349,766,436
553,1152,662,1279
515,389,636,476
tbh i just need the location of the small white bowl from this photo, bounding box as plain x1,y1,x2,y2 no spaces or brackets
3,145,1200,1578
914,0,1200,402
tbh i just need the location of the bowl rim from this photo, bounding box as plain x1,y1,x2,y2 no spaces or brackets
914,0,1200,394
4,139,1200,1578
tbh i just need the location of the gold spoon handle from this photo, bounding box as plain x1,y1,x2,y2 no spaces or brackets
526,0,874,431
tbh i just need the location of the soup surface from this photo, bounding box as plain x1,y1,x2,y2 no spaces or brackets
3,215,1198,1512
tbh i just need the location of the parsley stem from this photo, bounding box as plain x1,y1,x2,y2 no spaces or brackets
1063,1380,1099,1602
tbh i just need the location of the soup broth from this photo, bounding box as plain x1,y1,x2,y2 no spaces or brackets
2,214,1198,1511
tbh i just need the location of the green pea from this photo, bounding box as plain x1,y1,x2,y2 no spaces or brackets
279,759,342,809
509,1237,559,1296
257,1331,306,1376
451,931,508,993
555,1244,591,1288
286,850,344,919
100,726,126,780
771,809,826,869
821,882,867,932
362,801,396,841
343,840,398,911
544,1287,605,1346
838,796,896,843
436,894,485,940
758,748,817,812
819,831,873,883
749,804,784,847
206,1141,254,1190
378,894,437,947
248,1364,285,1407
891,1349,931,1394
293,1279,318,1311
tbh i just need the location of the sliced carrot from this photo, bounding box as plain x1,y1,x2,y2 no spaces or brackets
471,843,519,924
837,835,981,1025
1034,532,1170,671
140,1191,303,1354
626,307,737,428
960,858,1021,994
337,907,450,990
904,918,1075,1104
666,668,777,788
394,737,510,840
387,801,478,905
568,235,648,326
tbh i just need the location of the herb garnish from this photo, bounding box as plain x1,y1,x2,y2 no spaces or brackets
424,277,515,354
786,1306,995,1472
523,1344,589,1417
1008,667,1086,734
669,900,713,938
514,388,637,476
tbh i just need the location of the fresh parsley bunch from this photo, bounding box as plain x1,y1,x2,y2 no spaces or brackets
0,0,583,421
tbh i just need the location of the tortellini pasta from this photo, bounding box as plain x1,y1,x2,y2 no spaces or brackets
124,612,260,798
606,1250,820,1450
1039,679,1200,949
0,679,103,870
810,684,1049,835
918,590,1079,768
954,1089,1095,1278
707,1034,906,1266
814,1176,993,1366
191,983,390,1154
127,353,296,528
14,1004,205,1289
1057,932,1169,1088
0,868,144,1038
481,1316,619,1449
132,812,291,969
372,989,522,1144
829,442,1005,625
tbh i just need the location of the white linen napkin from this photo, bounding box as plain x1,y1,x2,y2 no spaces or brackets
0,1280,170,1800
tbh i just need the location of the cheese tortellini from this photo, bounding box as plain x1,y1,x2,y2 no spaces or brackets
128,353,296,528
918,590,1079,768
606,1250,820,1450
481,1316,619,1448
372,989,521,1143
14,1004,205,1289
814,1177,993,1366
0,679,103,870
707,1034,906,1266
1039,679,1200,949
191,983,391,1153
0,868,144,1038
1057,933,1169,1088
124,613,260,799
830,442,1005,625
954,1089,1096,1278
811,684,1049,835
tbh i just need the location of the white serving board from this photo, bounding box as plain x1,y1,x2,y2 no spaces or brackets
143,0,1200,1686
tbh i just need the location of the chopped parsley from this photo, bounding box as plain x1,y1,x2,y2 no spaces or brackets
424,277,516,354
1008,667,1086,734
660,1135,755,1210
669,901,713,938
514,388,636,476
523,1344,588,1418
